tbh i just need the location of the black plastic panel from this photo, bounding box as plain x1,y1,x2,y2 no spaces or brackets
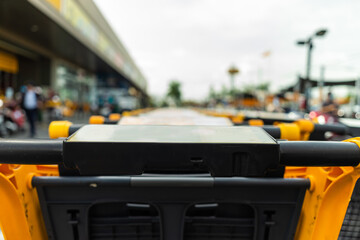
339,178,360,240
184,203,254,239
89,202,160,240
33,176,309,240
63,126,280,177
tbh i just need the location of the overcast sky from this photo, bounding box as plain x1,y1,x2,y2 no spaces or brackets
94,0,360,100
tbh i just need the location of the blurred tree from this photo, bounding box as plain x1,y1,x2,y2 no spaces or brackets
148,95,163,107
160,100,169,107
220,85,229,98
167,80,182,106
182,100,201,107
256,82,270,91
243,84,255,94
208,85,217,99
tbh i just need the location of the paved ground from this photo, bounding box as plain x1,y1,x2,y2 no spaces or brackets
8,112,91,139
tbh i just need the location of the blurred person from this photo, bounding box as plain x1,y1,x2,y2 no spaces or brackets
272,95,283,112
35,86,45,123
90,99,99,115
5,86,13,100
8,104,25,131
48,95,62,121
21,83,39,137
299,96,306,112
309,91,339,125
321,92,338,117
46,89,58,122
99,102,112,117
19,85,27,94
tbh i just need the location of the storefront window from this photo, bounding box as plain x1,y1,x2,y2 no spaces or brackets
55,64,96,106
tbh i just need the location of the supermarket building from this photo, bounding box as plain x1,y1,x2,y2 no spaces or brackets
0,0,148,109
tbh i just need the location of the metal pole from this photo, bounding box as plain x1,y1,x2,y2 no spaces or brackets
230,74,235,94
305,40,313,112
356,77,360,108
306,40,313,79
294,74,301,111
319,66,325,105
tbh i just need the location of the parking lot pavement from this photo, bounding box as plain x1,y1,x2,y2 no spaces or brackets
9,112,91,139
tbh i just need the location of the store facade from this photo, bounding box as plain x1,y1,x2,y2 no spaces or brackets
53,61,96,106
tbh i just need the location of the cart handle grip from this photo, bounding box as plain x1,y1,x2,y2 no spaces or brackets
0,140,63,164
279,141,360,166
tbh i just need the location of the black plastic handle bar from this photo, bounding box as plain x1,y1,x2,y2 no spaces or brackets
68,124,83,136
0,139,359,168
243,116,294,124
0,140,63,164
262,126,281,139
104,119,119,124
279,141,360,166
314,123,348,135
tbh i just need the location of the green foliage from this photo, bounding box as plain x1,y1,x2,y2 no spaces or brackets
167,80,182,106
243,84,255,94
208,85,217,99
220,85,228,97
256,82,270,91
207,82,270,100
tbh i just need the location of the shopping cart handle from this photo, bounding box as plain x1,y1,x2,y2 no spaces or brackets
0,138,359,173
262,126,281,139
313,123,349,135
0,140,63,164
279,141,360,166
68,124,83,136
